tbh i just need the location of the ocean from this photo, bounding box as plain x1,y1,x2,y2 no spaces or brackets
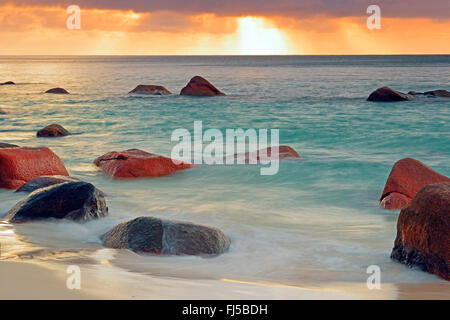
0,55,449,298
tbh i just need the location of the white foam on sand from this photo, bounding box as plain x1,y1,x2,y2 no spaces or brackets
0,228,446,300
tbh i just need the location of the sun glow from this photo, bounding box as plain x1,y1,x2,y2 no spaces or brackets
237,17,290,55
0,3,449,55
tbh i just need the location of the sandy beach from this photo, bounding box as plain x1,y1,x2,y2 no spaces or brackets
0,259,381,300
2,256,449,300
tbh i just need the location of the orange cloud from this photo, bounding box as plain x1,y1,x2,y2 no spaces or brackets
0,4,449,55
280,16,450,54
0,4,238,32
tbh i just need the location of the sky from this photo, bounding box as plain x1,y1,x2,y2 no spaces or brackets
0,0,449,55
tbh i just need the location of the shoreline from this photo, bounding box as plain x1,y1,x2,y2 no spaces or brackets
0,259,366,300
1,196,448,300
1,258,448,300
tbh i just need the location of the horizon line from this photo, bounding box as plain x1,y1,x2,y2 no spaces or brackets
1,54,449,57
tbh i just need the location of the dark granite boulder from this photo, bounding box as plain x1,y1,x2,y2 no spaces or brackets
0,143,18,148
37,124,71,137
45,88,69,94
102,217,230,256
367,87,414,102
16,175,80,193
6,181,108,223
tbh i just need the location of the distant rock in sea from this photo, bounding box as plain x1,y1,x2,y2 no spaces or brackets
380,158,450,210
16,175,80,193
102,216,230,256
6,181,108,223
367,87,415,102
423,89,450,98
0,109,7,114
45,87,69,94
37,124,71,137
0,146,69,189
391,182,450,281
370,87,450,101
0,81,15,85
408,90,450,98
129,85,171,95
94,148,194,179
180,76,225,96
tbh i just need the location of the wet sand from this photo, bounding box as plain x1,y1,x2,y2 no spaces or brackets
0,259,361,299
1,259,448,300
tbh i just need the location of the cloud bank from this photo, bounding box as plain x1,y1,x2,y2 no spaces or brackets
2,0,449,19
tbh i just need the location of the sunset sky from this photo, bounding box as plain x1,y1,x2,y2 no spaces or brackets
0,0,449,55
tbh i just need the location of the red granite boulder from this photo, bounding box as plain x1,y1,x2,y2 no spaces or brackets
367,87,414,102
380,158,450,210
37,124,71,137
94,148,194,179
129,85,171,95
0,147,69,189
391,182,449,280
180,76,225,97
380,193,411,211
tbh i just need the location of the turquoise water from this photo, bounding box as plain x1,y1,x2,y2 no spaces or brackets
0,56,449,291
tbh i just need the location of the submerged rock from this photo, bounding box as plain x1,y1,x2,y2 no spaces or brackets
37,124,71,137
0,142,18,148
94,148,194,179
45,87,69,94
6,181,108,223
367,87,414,102
102,217,230,256
424,90,450,98
380,158,450,210
129,85,171,95
229,145,301,163
391,182,450,281
180,76,225,97
0,81,15,85
0,109,7,115
0,147,69,189
405,89,449,98
16,175,80,193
